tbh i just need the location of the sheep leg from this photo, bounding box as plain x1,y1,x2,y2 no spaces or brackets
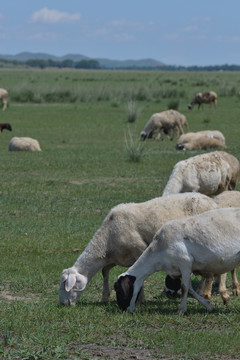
218,273,230,304
188,285,214,312
101,264,115,303
2,99,7,111
203,275,213,300
231,269,240,296
178,269,192,315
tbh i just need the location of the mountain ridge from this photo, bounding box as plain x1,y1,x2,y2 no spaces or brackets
0,51,165,68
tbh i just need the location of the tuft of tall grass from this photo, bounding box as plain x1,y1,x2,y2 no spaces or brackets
167,99,179,110
124,128,145,162
126,99,140,123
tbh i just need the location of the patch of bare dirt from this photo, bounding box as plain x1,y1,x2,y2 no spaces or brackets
72,343,159,360
0,289,40,303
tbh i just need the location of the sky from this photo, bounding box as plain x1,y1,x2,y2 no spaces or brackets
0,0,240,66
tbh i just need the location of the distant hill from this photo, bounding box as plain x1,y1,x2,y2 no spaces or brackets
0,52,165,69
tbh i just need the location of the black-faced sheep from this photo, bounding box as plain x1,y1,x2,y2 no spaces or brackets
188,91,217,110
8,137,42,152
0,88,8,111
59,192,219,306
162,151,240,197
140,110,188,141
115,207,240,314
165,190,240,302
0,123,12,132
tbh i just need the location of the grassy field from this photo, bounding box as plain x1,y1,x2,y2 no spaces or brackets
0,69,240,359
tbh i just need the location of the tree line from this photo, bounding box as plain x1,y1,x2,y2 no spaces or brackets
1,57,240,71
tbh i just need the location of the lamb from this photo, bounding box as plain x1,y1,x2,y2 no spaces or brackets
140,110,188,141
0,123,12,132
8,137,42,152
0,88,8,111
177,130,226,149
188,91,217,110
114,207,240,314
162,151,240,197
59,192,219,306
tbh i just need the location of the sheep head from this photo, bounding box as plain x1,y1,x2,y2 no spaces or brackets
59,267,87,306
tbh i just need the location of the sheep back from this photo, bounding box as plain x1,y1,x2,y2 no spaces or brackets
8,137,42,152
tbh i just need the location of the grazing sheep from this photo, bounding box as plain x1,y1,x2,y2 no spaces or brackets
162,151,240,197
177,130,226,149
0,88,8,111
0,123,12,132
188,91,217,110
176,137,226,151
59,192,219,306
114,207,240,314
8,137,42,152
165,190,240,302
140,110,187,141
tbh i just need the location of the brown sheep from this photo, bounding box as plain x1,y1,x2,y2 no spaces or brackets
188,91,217,110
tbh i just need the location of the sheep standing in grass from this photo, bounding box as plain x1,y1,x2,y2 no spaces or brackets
115,207,240,314
165,190,240,302
59,192,219,306
162,151,240,197
188,91,217,110
140,110,188,141
8,137,42,151
0,88,8,111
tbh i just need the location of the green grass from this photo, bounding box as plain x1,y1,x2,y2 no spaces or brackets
0,69,240,359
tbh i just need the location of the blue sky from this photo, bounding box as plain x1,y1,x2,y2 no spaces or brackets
0,0,240,66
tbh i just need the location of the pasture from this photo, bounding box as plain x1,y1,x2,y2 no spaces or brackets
0,69,240,359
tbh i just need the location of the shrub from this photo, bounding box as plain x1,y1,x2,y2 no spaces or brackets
167,100,179,110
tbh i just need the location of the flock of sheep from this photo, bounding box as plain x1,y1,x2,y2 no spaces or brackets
59,90,240,314
1,85,239,314
0,87,42,151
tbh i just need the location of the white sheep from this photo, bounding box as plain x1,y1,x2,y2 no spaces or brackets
177,130,226,149
188,91,217,110
8,137,42,152
165,190,240,302
140,110,188,141
59,192,219,306
114,207,240,314
0,88,8,111
162,151,240,197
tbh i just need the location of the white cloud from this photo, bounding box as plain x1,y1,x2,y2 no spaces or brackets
30,7,81,24
183,25,198,32
113,33,134,41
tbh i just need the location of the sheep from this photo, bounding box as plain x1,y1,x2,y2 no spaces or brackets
8,137,42,152
140,110,188,141
177,137,226,151
0,88,8,111
162,151,240,197
114,207,240,314
165,190,240,302
59,192,219,306
188,91,217,110
0,123,12,132
177,130,226,148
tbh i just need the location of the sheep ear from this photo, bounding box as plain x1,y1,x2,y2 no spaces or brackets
65,273,77,292
76,274,87,291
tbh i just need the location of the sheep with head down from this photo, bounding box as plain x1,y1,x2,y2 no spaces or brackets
176,130,226,151
114,207,240,314
59,192,220,306
188,91,217,110
140,109,188,141
8,137,42,152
